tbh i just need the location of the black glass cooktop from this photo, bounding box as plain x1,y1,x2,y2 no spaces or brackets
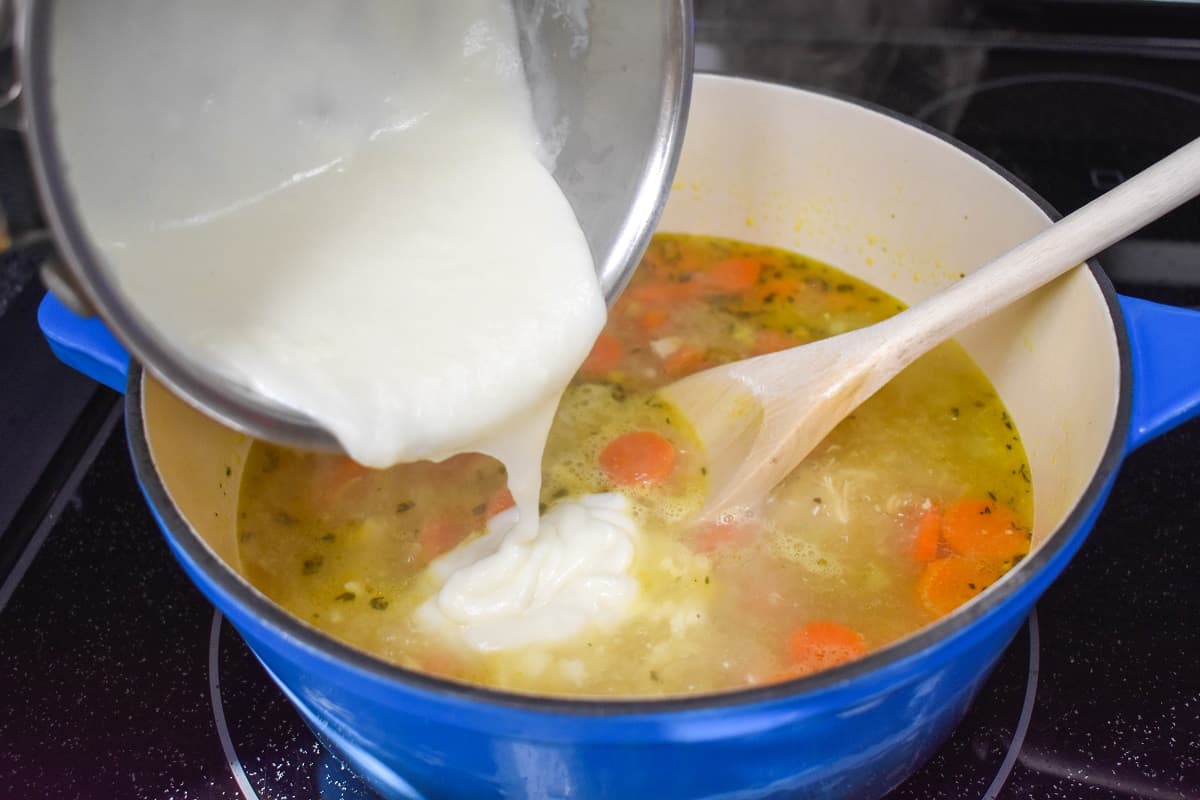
2,2,1199,798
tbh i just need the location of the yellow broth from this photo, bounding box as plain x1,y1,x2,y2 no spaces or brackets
236,234,1033,698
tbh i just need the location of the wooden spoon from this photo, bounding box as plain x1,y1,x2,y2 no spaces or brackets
661,137,1200,522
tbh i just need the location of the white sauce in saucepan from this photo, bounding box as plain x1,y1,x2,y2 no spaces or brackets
52,0,639,651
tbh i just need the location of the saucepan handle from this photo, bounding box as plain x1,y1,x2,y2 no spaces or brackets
1120,294,1200,450
37,292,129,393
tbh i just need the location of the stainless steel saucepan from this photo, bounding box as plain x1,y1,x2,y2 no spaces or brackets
6,0,693,451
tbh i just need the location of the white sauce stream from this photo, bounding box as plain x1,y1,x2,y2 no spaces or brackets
52,0,637,651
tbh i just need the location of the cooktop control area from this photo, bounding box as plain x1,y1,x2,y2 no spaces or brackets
2,2,1199,798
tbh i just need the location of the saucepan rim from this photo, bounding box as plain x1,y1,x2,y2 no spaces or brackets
124,73,1132,717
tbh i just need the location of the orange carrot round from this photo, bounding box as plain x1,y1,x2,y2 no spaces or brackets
787,621,868,675
916,556,1005,617
580,333,622,377
419,517,471,562
911,503,943,562
638,307,670,334
662,344,707,377
598,430,677,486
703,258,761,293
752,329,797,356
486,487,516,518
941,499,1029,562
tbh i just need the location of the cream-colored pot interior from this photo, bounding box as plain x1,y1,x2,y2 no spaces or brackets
141,74,1121,621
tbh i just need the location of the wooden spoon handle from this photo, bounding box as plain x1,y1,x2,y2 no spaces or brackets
880,137,1200,367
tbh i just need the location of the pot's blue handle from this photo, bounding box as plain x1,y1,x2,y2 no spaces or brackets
37,292,130,394
1121,294,1200,450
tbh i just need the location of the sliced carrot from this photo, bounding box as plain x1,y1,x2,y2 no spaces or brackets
580,333,622,377
702,258,761,293
598,430,677,486
486,487,516,518
752,329,797,356
916,556,1005,617
787,621,868,675
661,344,707,377
418,517,471,562
688,521,752,554
638,307,670,334
912,503,943,562
941,499,1030,562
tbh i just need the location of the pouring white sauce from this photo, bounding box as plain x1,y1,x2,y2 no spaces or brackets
52,0,637,650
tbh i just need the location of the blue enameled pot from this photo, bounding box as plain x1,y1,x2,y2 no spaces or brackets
37,75,1200,799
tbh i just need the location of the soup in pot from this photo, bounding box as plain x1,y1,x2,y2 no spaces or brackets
235,234,1033,698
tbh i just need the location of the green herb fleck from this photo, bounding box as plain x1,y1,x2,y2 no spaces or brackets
335,592,356,602
370,597,389,611
395,501,415,514
302,556,324,576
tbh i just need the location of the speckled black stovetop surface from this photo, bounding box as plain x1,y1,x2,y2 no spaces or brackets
3,2,1200,798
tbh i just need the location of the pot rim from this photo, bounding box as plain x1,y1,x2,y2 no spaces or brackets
125,73,1133,717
